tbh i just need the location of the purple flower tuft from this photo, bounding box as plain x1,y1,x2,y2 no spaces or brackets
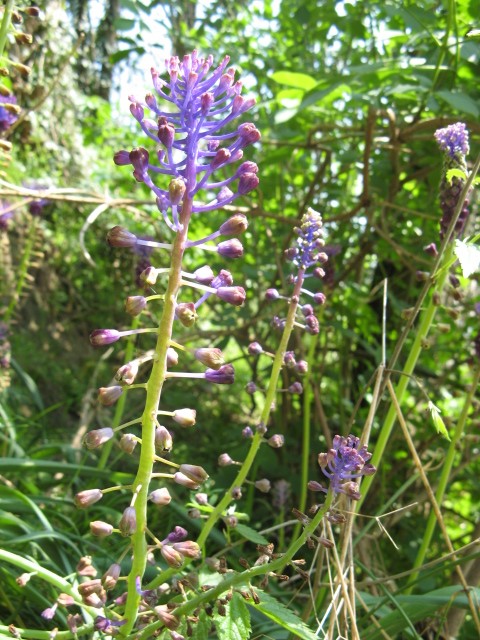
434,122,469,158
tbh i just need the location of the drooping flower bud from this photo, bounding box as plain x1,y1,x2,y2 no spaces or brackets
75,489,103,509
102,563,121,590
172,408,196,427
194,265,215,284
169,177,186,205
90,329,121,347
173,472,200,489
155,426,173,452
90,521,114,537
106,226,138,248
218,453,235,466
119,506,137,536
216,286,246,306
265,288,280,301
167,347,179,367
178,464,209,484
98,385,123,406
120,433,138,454
175,302,198,327
125,295,147,316
217,239,244,259
115,361,139,385
172,540,201,559
248,342,263,355
160,544,184,568
219,214,248,236
205,364,235,384
194,347,224,369
84,428,114,449
255,479,271,493
149,487,172,506
267,434,284,448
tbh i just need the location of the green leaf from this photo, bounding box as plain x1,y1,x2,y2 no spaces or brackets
271,71,317,91
454,239,480,278
427,402,450,441
446,168,467,183
214,592,251,640
436,90,479,117
249,590,319,640
234,523,269,545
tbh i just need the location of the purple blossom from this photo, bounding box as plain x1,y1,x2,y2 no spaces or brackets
0,201,14,230
291,208,327,270
434,122,469,158
118,51,260,231
0,95,19,131
317,435,376,500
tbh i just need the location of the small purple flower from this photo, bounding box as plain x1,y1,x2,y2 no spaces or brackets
205,364,235,384
317,435,376,500
0,95,19,131
292,208,327,271
434,122,469,158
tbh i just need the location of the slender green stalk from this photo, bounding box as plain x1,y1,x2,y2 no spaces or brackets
134,490,334,640
407,365,480,589
119,202,193,636
0,0,14,61
195,268,306,551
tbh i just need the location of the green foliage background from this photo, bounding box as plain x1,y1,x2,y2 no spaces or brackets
0,0,479,638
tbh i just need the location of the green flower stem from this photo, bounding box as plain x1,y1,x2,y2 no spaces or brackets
3,218,38,326
120,202,193,636
0,0,14,61
195,267,306,552
357,242,455,509
135,489,334,640
293,332,319,541
407,364,480,590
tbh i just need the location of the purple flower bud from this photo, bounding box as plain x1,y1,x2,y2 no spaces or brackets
242,426,254,438
219,214,249,236
178,464,209,484
302,304,314,317
102,563,121,590
90,520,114,537
201,91,215,113
216,285,246,306
284,351,296,367
265,288,280,301
194,265,215,284
248,342,263,355
158,116,175,148
424,242,438,257
255,479,271,493
129,147,149,176
75,489,103,509
284,247,298,260
173,408,196,427
305,315,319,335
195,492,209,505
288,381,303,394
307,480,326,492
154,604,180,630
294,360,309,376
149,487,172,505
238,123,261,146
125,295,147,316
41,603,58,620
120,433,137,454
119,506,137,536
238,172,259,195
211,269,233,288
84,428,114,449
155,426,173,452
176,302,198,327
194,347,224,369
114,150,131,165
245,381,257,394
313,292,326,305
90,329,121,347
217,238,244,259
205,364,235,384
97,386,123,406
313,267,326,279
129,102,144,121
165,526,188,543
211,148,231,169
267,434,284,448
106,225,138,248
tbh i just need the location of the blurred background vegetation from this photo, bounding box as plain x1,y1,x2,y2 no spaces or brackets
0,0,479,637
